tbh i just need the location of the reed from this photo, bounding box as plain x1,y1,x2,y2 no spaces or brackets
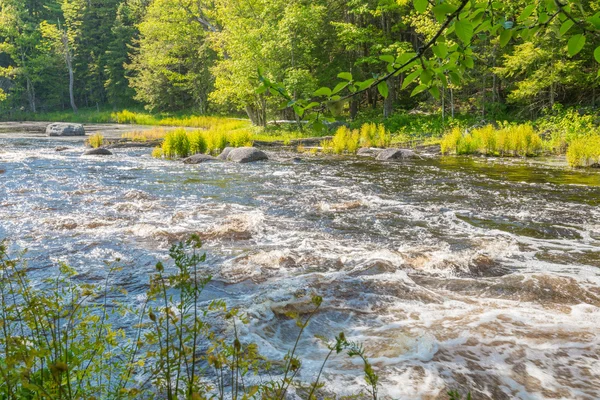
566,136,600,167
87,133,104,148
441,124,543,157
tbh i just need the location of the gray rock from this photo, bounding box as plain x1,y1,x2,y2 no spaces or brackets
183,154,217,164
376,148,416,161
46,123,85,137
83,148,113,156
55,146,71,152
217,147,234,161
357,147,379,157
226,147,269,163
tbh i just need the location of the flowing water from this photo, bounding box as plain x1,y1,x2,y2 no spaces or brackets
1,134,600,399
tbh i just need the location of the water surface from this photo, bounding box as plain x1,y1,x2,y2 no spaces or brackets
1,136,599,399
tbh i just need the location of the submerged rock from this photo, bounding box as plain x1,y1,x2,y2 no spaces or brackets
226,147,269,163
183,154,217,164
55,146,71,152
83,148,113,156
46,123,85,137
376,148,416,161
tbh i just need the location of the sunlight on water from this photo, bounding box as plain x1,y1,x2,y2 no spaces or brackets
1,136,599,399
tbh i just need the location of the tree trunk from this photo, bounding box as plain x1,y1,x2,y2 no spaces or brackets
245,102,266,127
350,99,359,120
383,77,395,119
62,32,77,113
26,77,36,113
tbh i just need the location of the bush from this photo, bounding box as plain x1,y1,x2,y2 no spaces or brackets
87,133,104,148
162,128,190,158
188,130,207,154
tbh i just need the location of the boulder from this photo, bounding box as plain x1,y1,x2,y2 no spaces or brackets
183,154,217,164
376,148,416,161
46,123,85,137
226,147,269,163
83,148,113,156
217,147,234,161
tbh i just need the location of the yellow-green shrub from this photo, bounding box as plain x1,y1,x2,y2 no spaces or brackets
566,136,600,167
87,133,104,149
441,124,543,157
440,127,463,155
204,128,228,154
188,130,207,155
152,146,163,158
228,129,254,147
358,123,391,148
162,128,190,158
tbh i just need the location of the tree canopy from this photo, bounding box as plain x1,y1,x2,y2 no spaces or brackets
0,0,598,123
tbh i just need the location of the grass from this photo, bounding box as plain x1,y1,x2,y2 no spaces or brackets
321,123,392,155
566,135,600,167
153,127,255,159
87,133,104,148
441,124,543,157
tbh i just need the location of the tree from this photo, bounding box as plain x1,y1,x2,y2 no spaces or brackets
127,0,215,113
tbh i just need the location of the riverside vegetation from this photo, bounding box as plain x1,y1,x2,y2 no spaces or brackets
0,237,471,399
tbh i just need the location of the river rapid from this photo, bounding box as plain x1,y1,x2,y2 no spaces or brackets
1,134,599,399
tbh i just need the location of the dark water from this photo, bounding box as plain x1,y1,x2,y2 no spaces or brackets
1,137,600,399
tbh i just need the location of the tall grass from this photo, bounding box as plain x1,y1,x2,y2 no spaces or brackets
441,124,543,156
154,127,255,159
322,123,391,154
112,109,250,130
87,133,104,148
566,135,600,167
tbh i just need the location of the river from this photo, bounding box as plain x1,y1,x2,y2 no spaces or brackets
1,131,599,399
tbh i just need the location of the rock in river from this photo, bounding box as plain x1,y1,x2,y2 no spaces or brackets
46,123,85,137
376,148,416,161
223,147,269,163
83,148,113,156
217,147,234,161
183,154,218,164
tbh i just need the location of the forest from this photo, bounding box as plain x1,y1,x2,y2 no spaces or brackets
0,0,598,126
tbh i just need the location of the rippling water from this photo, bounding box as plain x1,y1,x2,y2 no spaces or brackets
1,135,600,399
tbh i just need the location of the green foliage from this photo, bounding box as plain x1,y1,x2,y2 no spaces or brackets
162,128,190,159
155,126,255,159
441,124,543,157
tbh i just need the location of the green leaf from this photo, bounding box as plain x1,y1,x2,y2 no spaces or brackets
518,4,536,22
433,43,448,58
293,105,305,117
411,84,428,97
420,69,434,85
313,87,332,97
499,29,512,47
377,81,389,98
559,20,574,36
449,71,461,86
356,79,375,90
255,85,267,94
461,56,474,69
455,20,473,44
305,102,320,110
332,82,348,94
433,3,457,22
402,70,421,89
337,72,353,81
429,86,440,100
568,34,586,57
595,46,600,64
414,0,428,14
380,55,395,64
